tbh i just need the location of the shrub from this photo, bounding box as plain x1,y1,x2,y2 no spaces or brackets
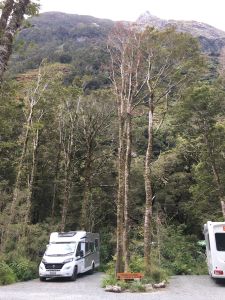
101,274,117,288
159,224,208,275
150,266,168,283
129,281,146,293
129,255,144,273
9,257,37,281
0,261,16,285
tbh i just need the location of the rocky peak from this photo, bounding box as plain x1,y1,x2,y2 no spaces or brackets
137,11,225,39
137,11,167,28
136,12,225,56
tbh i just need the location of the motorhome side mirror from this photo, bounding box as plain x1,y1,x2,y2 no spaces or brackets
80,250,84,257
38,250,44,257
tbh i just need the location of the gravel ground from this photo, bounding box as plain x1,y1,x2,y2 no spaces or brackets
0,273,225,300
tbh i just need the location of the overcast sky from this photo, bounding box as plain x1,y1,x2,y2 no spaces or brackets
39,0,225,31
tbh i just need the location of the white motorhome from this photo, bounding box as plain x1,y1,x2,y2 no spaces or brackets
204,221,225,278
39,231,100,281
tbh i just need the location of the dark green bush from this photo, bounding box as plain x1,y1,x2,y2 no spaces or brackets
129,255,144,273
129,281,146,293
150,266,168,283
9,257,37,281
0,261,16,285
159,224,208,275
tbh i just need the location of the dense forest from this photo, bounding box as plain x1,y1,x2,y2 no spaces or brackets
1,1,225,286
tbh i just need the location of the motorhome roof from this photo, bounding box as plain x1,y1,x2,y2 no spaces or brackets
49,231,87,243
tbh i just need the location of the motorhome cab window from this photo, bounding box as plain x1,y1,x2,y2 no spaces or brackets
215,233,225,251
45,243,76,256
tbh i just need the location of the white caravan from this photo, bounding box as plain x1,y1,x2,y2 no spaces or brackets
39,231,100,281
204,221,225,278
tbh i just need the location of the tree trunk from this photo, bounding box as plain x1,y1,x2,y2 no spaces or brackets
0,0,14,36
116,100,126,274
51,139,62,222
24,128,39,224
144,96,154,275
123,109,131,272
81,148,92,231
60,167,72,231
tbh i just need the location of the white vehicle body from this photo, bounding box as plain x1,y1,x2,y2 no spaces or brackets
204,221,225,278
39,231,100,281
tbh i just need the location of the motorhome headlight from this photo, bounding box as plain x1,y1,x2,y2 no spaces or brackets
41,258,47,264
64,258,74,264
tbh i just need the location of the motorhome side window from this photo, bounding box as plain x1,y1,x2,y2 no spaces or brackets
89,242,94,253
95,239,99,250
215,233,225,251
85,242,95,253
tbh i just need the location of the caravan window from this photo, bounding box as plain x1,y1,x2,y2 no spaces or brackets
215,233,225,251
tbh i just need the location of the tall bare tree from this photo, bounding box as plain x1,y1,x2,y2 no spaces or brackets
108,23,147,272
108,23,202,274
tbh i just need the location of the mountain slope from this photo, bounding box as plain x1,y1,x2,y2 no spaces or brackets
137,11,225,56
9,11,225,77
9,12,113,75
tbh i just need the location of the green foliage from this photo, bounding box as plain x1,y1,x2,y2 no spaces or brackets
149,266,169,283
129,281,146,293
129,255,169,283
101,275,118,288
159,225,208,275
129,255,145,273
0,262,17,285
9,257,37,281
99,229,116,269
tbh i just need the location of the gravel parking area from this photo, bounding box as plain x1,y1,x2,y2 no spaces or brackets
0,273,224,300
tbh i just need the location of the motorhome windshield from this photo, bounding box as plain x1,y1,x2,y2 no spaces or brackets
45,243,77,256
215,233,225,251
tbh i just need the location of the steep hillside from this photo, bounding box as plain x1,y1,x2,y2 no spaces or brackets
9,12,114,76
9,11,225,77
